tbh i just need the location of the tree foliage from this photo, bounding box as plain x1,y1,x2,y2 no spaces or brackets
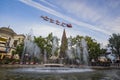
70,35,102,60
34,33,53,58
12,43,24,59
85,36,101,60
34,33,103,61
34,36,46,54
109,33,120,55
60,29,68,58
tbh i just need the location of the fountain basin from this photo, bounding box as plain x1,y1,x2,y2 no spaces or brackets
1,67,120,80
44,64,64,67
12,67,93,74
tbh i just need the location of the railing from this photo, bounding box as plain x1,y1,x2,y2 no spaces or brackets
0,46,6,47
110,63,120,68
91,61,120,68
0,46,10,53
91,62,111,66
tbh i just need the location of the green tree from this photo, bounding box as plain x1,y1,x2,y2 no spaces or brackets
45,33,53,57
71,35,102,60
34,36,46,55
12,43,24,59
71,35,102,61
60,29,68,58
85,36,101,60
72,35,83,45
109,33,120,56
34,33,54,59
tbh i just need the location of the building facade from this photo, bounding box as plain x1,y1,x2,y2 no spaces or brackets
0,27,25,59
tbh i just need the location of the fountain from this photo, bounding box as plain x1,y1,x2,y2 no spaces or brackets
66,38,89,66
76,42,81,64
66,38,74,60
44,36,62,66
21,32,41,64
17,29,92,74
44,49,47,63
81,39,89,65
51,36,59,57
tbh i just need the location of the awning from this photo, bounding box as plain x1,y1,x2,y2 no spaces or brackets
0,37,7,42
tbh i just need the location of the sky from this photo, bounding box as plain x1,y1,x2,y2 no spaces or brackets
0,0,120,46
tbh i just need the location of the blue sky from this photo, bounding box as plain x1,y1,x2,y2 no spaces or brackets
0,0,120,46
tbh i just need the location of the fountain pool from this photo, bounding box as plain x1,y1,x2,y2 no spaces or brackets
0,67,120,80
11,67,93,74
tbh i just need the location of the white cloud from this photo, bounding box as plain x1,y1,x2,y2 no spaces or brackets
19,0,120,46
108,0,120,9
56,0,102,22
23,23,108,45
19,0,111,35
99,17,120,33
28,23,86,39
56,0,120,35
32,24,61,37
40,0,57,8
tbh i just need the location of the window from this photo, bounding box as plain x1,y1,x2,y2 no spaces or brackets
13,40,18,47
